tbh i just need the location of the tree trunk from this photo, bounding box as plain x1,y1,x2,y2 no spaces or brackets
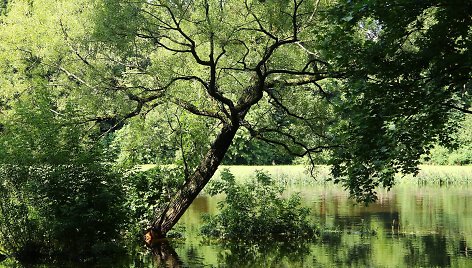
147,123,238,243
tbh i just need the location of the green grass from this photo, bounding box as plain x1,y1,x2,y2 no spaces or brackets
137,164,330,184
217,165,472,186
137,164,472,185
398,165,472,185
215,165,329,184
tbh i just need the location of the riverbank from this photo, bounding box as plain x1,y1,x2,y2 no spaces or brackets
215,165,472,185
139,164,472,185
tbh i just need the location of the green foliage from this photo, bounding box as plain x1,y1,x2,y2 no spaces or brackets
0,88,98,165
93,0,144,51
122,166,184,238
0,0,7,16
223,129,295,165
318,0,472,202
109,115,176,168
201,170,316,240
32,165,125,259
109,106,216,171
0,166,38,259
0,164,125,261
427,115,472,165
0,0,470,254
0,32,126,261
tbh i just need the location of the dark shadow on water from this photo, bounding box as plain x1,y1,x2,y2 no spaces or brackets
181,245,207,268
459,238,472,258
404,234,451,267
345,243,371,267
330,211,400,231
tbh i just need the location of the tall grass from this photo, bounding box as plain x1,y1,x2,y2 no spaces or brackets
217,165,472,186
215,165,328,185
138,164,472,186
397,165,472,185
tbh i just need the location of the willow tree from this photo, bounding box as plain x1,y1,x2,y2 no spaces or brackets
91,0,339,240
88,0,472,239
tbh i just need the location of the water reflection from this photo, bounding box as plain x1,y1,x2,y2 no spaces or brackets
403,234,451,267
7,184,472,267
345,243,371,267
213,239,312,267
131,185,472,267
151,240,183,268
175,184,472,267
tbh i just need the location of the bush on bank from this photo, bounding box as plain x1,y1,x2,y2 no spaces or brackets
201,169,317,240
0,164,126,262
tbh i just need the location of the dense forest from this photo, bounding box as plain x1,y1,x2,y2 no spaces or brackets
0,0,470,263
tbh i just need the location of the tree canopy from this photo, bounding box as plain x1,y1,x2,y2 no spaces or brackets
321,0,472,201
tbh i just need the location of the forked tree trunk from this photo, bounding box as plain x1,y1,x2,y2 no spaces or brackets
146,123,238,244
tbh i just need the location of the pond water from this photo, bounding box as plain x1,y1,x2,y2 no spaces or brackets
130,184,472,268
3,184,472,267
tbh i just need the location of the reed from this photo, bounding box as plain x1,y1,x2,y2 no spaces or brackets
217,165,472,186
396,165,472,185
138,164,472,186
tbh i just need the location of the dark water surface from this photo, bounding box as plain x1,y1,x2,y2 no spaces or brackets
3,184,472,267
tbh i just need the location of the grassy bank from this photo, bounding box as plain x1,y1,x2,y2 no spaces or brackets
215,165,328,184
138,164,472,185
399,165,472,185
216,165,472,186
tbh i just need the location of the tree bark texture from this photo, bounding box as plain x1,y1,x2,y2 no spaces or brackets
149,124,238,241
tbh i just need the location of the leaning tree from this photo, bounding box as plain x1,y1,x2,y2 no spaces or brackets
91,0,341,240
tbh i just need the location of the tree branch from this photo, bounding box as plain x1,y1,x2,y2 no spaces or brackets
172,98,226,122
445,104,472,114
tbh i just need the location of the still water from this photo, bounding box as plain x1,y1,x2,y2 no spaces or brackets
130,184,472,267
3,184,472,267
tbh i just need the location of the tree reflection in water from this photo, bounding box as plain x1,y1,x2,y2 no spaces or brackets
149,238,314,268
150,240,209,268
214,239,312,267
134,184,472,267
404,235,451,267
151,240,183,268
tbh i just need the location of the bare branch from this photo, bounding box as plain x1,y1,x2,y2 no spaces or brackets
57,67,94,89
244,0,278,41
242,121,338,158
174,113,191,180
265,90,307,121
292,0,305,39
172,98,226,122
59,19,93,68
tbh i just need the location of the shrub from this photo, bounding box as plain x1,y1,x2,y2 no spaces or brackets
122,166,184,240
0,164,126,262
201,169,317,240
